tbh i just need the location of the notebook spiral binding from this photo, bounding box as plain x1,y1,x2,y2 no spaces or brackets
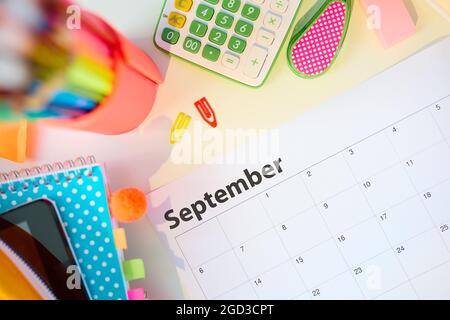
0,156,97,194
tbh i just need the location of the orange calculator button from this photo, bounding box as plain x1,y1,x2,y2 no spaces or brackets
168,12,187,28
175,0,193,12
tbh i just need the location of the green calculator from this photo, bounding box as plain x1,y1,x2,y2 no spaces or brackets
154,0,302,87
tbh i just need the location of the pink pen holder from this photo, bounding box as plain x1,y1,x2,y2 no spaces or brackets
0,4,163,163
44,7,163,135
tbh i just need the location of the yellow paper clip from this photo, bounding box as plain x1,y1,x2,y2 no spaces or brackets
170,112,191,144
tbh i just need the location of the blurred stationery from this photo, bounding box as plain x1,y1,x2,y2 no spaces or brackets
0,0,114,120
147,37,450,299
0,157,132,300
0,0,163,164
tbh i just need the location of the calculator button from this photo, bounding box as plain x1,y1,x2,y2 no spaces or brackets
242,3,261,21
209,28,228,45
244,46,267,78
183,37,202,54
175,0,193,12
216,12,234,29
228,36,247,53
168,12,187,29
264,12,282,30
196,4,215,21
205,0,220,4
161,28,180,44
257,29,274,46
270,0,289,13
235,20,254,37
190,20,208,37
203,45,221,62
222,0,242,13
222,53,240,69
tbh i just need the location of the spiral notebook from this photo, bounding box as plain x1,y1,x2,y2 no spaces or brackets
0,157,128,300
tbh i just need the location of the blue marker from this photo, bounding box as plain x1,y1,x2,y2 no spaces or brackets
49,91,97,110
25,108,66,119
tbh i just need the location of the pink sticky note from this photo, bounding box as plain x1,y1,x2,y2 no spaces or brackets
360,0,416,48
127,288,146,300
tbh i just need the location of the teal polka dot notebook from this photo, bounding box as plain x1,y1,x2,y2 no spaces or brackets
0,157,127,300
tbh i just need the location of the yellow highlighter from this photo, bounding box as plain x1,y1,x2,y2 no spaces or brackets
66,56,114,96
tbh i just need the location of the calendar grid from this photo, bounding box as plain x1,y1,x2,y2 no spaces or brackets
186,201,447,299
284,176,450,246
373,259,450,299
429,104,450,149
382,125,450,255
350,139,445,185
214,216,262,299
206,221,447,300
296,169,367,299
175,232,209,299
182,197,449,299
340,150,420,298
175,94,450,300
256,196,311,298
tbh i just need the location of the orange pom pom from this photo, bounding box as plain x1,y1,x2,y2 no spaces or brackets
110,188,147,223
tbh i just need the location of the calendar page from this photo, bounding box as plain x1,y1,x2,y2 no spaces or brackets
147,37,450,300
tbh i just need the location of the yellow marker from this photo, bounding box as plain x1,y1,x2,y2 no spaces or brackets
170,112,191,144
168,12,187,28
175,0,193,12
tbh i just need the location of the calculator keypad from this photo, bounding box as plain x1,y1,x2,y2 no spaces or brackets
155,0,302,86
228,36,247,53
242,3,261,20
183,37,202,53
222,0,242,13
209,28,228,45
175,0,193,12
216,12,234,29
197,4,215,20
168,11,187,28
162,28,180,44
235,20,254,37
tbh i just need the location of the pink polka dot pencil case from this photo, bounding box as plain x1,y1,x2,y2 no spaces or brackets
288,0,352,78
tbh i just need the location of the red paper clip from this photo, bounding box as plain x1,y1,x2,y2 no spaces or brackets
194,97,217,128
